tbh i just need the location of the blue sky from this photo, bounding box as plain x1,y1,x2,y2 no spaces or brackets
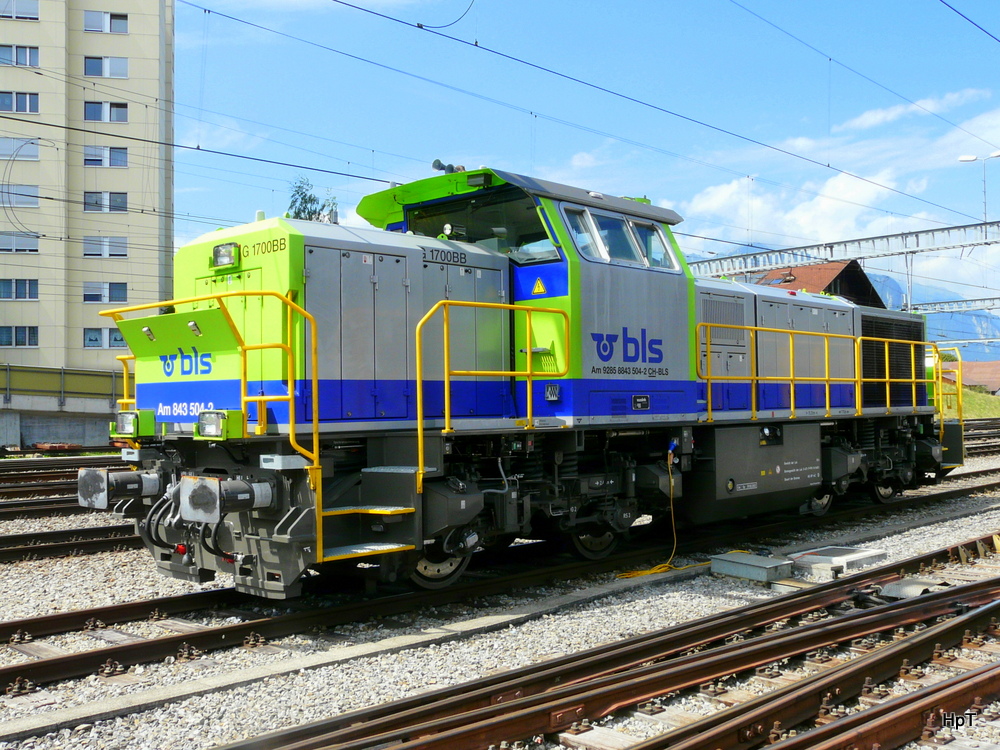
172,0,1000,320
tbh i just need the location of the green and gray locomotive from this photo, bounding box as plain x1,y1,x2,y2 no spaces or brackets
78,168,963,598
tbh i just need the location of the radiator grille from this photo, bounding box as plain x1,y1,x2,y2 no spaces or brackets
860,315,925,408
700,297,745,345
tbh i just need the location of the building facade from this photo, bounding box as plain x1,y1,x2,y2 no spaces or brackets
0,0,173,370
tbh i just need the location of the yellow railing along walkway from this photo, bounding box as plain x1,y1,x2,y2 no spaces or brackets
415,300,571,494
698,322,946,422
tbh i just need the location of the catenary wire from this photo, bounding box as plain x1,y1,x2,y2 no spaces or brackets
937,0,1000,45
728,0,1000,151
321,0,981,223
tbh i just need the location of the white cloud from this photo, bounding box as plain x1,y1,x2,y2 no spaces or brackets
570,151,600,169
834,89,990,133
683,169,907,250
338,204,370,229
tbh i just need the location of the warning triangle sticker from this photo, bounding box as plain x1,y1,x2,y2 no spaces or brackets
531,277,547,295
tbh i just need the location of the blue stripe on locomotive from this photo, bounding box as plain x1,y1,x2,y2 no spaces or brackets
137,377,896,426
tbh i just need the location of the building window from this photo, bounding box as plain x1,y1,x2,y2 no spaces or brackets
83,236,127,257
0,326,38,347
83,191,127,213
0,0,39,20
83,145,127,167
0,231,38,252
0,137,38,159
0,91,38,113
83,101,128,122
83,328,126,348
84,56,127,78
0,184,38,208
83,281,127,303
0,45,38,66
84,10,127,33
0,278,38,299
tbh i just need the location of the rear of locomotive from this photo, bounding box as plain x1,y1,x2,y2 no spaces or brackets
691,279,964,518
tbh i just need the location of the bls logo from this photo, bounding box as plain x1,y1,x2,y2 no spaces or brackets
590,333,619,362
590,327,663,364
160,347,213,377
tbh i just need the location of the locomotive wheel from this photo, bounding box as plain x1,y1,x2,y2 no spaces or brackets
410,547,471,589
807,492,834,517
569,530,620,560
869,481,898,504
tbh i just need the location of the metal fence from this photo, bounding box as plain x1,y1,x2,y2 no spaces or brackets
0,364,122,408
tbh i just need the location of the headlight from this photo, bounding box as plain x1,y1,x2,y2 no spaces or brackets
197,410,227,438
116,411,138,436
212,242,239,268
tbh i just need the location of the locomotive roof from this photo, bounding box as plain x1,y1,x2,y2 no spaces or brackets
357,168,684,228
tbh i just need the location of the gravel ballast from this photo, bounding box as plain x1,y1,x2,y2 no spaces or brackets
3,458,1000,749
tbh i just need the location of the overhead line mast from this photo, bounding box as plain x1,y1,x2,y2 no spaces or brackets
689,222,1000,277
689,221,1000,312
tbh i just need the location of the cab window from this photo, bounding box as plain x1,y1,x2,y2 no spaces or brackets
632,222,677,269
591,213,643,264
405,184,560,265
565,208,601,259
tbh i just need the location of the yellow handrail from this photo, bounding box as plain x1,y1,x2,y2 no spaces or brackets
698,323,942,421
855,335,940,415
103,291,325,561
698,323,858,421
932,346,964,443
115,354,136,410
415,300,571,494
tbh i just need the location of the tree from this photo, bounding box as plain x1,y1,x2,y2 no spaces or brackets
287,176,338,223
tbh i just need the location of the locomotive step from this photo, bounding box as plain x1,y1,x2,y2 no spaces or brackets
322,505,416,517
322,542,416,561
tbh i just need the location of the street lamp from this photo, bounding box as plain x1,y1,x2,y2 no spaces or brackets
958,150,1000,222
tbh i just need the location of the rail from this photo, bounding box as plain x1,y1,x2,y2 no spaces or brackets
697,323,943,421
103,291,323,557
415,300,571,494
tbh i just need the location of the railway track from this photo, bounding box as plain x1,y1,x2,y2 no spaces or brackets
209,533,1000,750
0,454,125,520
0,524,141,562
0,453,125,474
0,543,714,699
1,461,999,566
3,479,1000,745
0,496,98,520
961,417,1000,456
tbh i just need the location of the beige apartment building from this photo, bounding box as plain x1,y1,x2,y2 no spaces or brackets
0,0,173,371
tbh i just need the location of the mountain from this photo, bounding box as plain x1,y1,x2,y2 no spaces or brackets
867,273,1000,361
